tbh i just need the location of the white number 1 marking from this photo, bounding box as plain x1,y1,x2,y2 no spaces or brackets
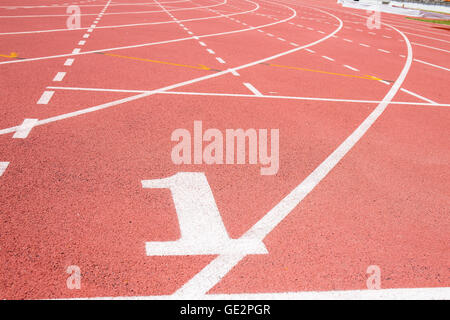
142,172,268,256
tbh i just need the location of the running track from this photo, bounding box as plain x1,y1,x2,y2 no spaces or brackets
0,0,449,299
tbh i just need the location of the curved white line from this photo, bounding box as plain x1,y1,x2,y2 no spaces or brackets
172,0,413,298
0,0,190,8
0,0,297,135
0,0,290,65
0,0,255,35
0,0,227,18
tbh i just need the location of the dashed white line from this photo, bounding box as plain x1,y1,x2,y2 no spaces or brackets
359,43,370,47
229,69,240,76
64,58,75,66
207,48,215,54
0,162,9,177
243,82,263,96
78,40,86,45
322,55,335,61
13,118,38,139
53,72,66,82
378,49,390,53
72,48,81,54
37,91,55,104
343,64,359,71
216,57,225,64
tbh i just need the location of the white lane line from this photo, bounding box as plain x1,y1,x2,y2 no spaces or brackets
173,19,414,299
53,72,66,82
87,28,94,32
216,57,225,64
277,37,286,41
343,64,359,71
207,48,215,54
200,287,450,300
400,88,438,104
369,32,376,35
343,38,352,42
322,55,334,61
199,41,206,46
13,118,38,139
378,48,390,53
290,42,298,46
0,162,9,177
0,4,284,66
37,91,54,104
359,43,370,47
64,58,75,66
243,82,263,96
72,48,81,54
404,31,450,44
414,59,450,72
412,42,450,53
229,69,240,76
78,41,86,46
187,31,193,35
383,35,391,38
90,24,96,28
0,4,341,140
305,48,315,53
317,30,325,34
267,33,274,37
83,34,90,38
148,91,447,107
0,2,255,36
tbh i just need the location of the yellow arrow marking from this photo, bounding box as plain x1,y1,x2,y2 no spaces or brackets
0,52,19,59
268,63,383,81
100,52,214,71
